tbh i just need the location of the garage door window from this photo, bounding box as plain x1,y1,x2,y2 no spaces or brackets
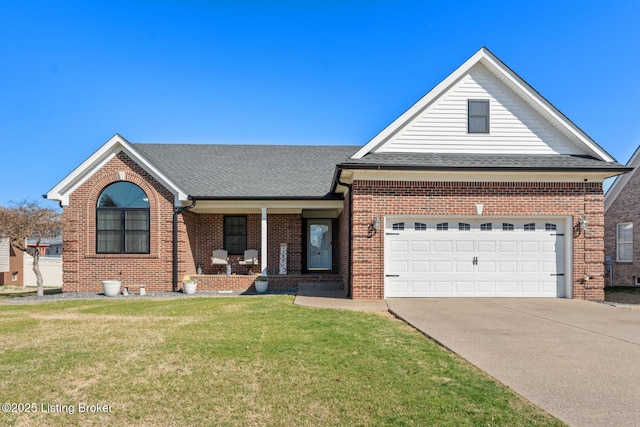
458,223,470,231
545,223,557,231
437,223,449,231
480,223,492,231
415,222,427,231
392,222,405,231
524,223,536,231
502,223,514,231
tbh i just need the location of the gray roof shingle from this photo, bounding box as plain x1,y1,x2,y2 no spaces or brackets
132,143,359,199
339,153,629,171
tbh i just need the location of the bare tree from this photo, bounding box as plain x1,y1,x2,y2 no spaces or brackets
0,200,61,296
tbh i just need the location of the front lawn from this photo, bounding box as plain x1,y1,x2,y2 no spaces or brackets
0,296,563,426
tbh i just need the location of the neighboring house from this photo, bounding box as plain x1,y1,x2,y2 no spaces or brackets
1,238,24,286
604,146,640,286
0,238,63,286
46,47,629,300
27,236,63,257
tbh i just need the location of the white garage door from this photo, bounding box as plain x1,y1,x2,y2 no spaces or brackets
384,218,566,298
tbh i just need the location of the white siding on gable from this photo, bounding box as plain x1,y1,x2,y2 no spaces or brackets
376,64,586,155
0,239,9,273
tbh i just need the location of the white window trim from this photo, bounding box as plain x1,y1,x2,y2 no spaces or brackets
616,222,633,263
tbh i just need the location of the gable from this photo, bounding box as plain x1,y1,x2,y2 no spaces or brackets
605,145,640,212
376,63,584,155
352,47,615,162
46,134,189,207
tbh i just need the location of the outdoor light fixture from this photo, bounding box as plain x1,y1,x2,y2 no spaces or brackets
578,216,588,231
367,217,380,238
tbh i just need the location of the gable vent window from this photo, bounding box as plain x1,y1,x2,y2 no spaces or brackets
468,99,490,133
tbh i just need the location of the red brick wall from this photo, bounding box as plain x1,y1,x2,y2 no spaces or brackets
349,180,605,300
604,167,640,286
184,213,303,276
62,152,176,293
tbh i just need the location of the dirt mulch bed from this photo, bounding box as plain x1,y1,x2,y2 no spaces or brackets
604,287,640,305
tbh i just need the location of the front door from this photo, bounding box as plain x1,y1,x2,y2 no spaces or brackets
307,219,332,270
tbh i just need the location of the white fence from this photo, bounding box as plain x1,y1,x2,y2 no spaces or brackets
23,254,63,287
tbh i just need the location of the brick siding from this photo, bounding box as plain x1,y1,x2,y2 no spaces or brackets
604,167,640,286
348,180,605,300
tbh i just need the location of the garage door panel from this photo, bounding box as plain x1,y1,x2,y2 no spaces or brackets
478,281,496,292
434,261,452,272
456,240,474,252
433,241,452,252
411,240,430,252
521,261,539,273
389,240,409,252
477,241,496,252
412,261,430,273
521,241,540,252
390,261,409,273
385,217,565,298
499,282,517,292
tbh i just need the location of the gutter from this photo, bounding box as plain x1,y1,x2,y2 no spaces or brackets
337,169,353,298
173,198,196,292
336,163,633,174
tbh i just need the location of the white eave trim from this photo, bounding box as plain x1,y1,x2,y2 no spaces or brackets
46,134,189,206
604,145,640,212
351,47,615,163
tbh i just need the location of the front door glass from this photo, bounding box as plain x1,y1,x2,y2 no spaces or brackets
307,220,332,270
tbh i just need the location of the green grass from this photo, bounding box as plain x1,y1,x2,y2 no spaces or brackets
0,296,563,426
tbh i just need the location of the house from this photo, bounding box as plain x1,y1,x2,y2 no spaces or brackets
46,47,629,300
604,146,640,286
0,238,63,286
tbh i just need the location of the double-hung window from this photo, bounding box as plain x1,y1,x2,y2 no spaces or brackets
468,99,490,133
96,182,150,254
617,222,633,262
224,216,247,255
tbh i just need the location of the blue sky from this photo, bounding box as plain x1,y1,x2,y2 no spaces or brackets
1,0,638,206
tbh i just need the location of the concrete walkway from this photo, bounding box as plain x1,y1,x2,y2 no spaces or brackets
386,298,640,427
294,283,389,312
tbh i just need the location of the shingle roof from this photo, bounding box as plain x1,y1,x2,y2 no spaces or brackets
132,143,359,199
339,153,630,171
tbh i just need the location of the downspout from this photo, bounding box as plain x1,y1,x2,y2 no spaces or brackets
338,171,353,298
173,197,196,292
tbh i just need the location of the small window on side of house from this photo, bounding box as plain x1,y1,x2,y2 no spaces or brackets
468,99,490,133
617,222,633,262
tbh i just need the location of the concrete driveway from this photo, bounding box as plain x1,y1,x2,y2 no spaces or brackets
386,298,640,427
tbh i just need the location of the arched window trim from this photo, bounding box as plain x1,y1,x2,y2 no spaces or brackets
96,181,150,254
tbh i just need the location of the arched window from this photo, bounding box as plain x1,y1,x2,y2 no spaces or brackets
96,182,150,254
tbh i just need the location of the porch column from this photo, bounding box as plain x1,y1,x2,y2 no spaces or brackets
261,207,267,276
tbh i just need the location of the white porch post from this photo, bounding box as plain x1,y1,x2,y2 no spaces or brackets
261,207,268,276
